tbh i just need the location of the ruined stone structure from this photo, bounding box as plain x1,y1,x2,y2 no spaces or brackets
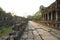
41,0,60,29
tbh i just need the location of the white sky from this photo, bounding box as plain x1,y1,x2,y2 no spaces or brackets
0,0,55,17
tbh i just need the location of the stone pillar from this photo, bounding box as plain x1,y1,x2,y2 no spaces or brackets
43,14,45,21
42,14,44,21
43,15,45,21
51,12,52,21
44,14,46,21
56,12,58,21
46,14,48,21
45,14,46,21
47,14,49,21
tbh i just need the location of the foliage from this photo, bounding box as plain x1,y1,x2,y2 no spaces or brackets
32,11,41,20
32,5,45,20
0,26,12,37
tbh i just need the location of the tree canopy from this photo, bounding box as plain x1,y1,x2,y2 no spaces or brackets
32,5,45,20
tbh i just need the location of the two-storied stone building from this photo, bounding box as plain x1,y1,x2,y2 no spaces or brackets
41,0,60,29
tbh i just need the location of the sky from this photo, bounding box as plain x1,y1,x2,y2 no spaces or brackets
0,0,55,17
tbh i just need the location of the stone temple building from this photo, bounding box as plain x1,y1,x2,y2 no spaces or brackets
41,0,60,29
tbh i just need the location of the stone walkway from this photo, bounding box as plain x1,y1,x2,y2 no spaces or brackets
20,21,60,40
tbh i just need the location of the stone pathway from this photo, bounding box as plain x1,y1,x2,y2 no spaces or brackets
20,21,60,40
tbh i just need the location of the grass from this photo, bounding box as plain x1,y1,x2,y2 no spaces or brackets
0,26,12,37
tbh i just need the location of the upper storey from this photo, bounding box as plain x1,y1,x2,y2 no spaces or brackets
41,0,60,14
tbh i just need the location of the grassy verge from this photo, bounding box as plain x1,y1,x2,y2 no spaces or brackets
0,26,12,37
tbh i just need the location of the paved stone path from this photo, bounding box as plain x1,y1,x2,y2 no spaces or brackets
20,21,60,40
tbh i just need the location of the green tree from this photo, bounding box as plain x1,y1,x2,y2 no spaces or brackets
32,5,45,20
32,11,41,20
